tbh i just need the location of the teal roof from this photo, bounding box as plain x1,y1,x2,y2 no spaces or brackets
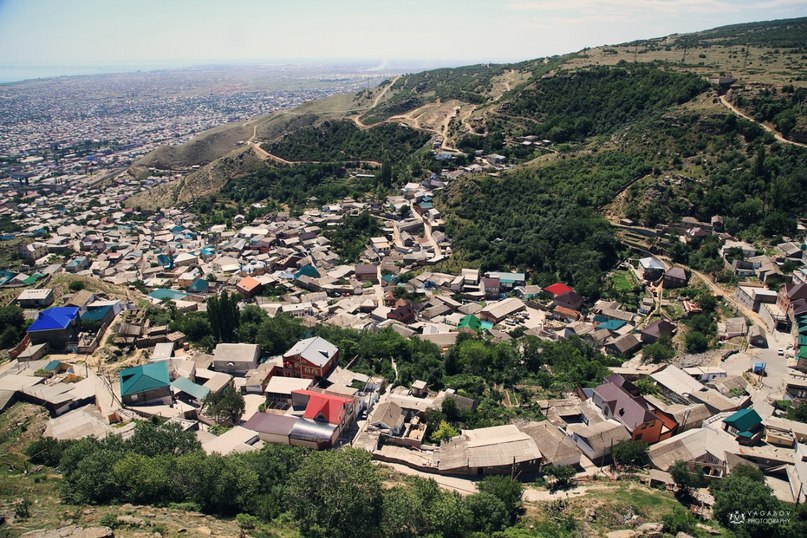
295,264,321,279
43,360,61,372
723,408,762,433
799,346,807,360
171,377,210,401
187,279,210,293
480,320,494,331
22,273,46,285
148,288,187,301
119,362,170,397
597,320,627,331
458,315,482,332
81,305,113,323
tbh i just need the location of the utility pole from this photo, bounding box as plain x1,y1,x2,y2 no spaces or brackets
742,44,750,70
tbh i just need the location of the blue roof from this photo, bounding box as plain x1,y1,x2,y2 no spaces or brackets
43,360,61,372
28,307,79,332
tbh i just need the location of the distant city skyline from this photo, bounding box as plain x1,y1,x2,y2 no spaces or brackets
1,0,806,82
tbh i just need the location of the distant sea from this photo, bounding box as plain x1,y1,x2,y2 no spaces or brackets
0,63,189,84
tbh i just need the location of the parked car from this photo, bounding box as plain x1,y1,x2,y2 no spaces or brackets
778,348,785,357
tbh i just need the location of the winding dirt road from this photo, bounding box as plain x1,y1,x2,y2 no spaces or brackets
719,95,807,149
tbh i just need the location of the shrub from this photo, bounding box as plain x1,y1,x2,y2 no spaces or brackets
69,280,86,292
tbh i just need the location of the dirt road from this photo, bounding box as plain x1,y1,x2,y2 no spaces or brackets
719,95,807,149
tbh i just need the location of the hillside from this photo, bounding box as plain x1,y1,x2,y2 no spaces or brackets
126,18,807,291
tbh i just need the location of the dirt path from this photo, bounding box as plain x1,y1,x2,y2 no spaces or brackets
719,95,807,149
352,75,401,129
689,267,771,333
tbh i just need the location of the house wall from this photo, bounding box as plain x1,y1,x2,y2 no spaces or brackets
632,419,663,444
29,326,76,350
122,386,172,406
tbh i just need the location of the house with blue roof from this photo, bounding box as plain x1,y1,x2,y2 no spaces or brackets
27,306,79,349
119,362,172,406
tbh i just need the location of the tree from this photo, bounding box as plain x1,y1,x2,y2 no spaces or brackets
669,460,704,496
478,475,523,523
175,451,259,516
0,326,20,349
128,420,201,456
465,492,508,533
112,453,172,505
728,463,764,483
543,465,576,490
207,291,240,343
380,161,393,188
711,473,784,537
611,440,648,468
431,420,459,443
643,339,675,363
286,449,382,538
61,449,122,504
787,401,807,423
203,387,245,425
685,331,709,353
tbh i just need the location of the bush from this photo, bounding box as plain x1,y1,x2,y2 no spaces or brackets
544,465,577,490
478,475,523,522
69,280,86,292
662,505,696,534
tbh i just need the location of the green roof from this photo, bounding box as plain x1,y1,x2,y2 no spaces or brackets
120,362,170,397
458,315,482,332
171,377,210,401
798,336,807,347
723,408,762,433
800,346,807,360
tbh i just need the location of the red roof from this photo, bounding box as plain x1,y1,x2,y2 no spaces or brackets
293,389,353,424
544,282,573,296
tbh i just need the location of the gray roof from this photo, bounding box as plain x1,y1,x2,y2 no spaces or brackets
283,336,338,367
213,343,261,365
243,412,298,436
369,401,405,431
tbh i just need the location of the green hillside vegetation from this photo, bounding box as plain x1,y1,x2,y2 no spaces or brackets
617,110,807,238
681,16,807,48
265,120,431,162
503,64,709,142
442,151,650,297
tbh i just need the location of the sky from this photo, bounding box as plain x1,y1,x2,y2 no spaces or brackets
0,0,806,76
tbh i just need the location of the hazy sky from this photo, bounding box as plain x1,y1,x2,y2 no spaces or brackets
1,0,806,67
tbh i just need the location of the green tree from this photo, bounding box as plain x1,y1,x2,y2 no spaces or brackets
611,440,649,468
431,420,459,443
203,387,246,425
113,453,172,505
61,449,122,504
380,161,393,188
643,338,675,363
669,460,704,496
478,475,523,523
175,451,259,516
465,492,508,533
286,448,382,538
544,464,577,490
711,472,784,537
207,290,240,343
685,331,709,353
128,420,201,456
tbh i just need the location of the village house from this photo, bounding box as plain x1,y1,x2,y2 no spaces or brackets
27,306,80,350
289,389,356,449
591,375,665,444
566,419,630,464
212,343,261,375
283,336,339,379
638,257,665,282
662,267,688,288
723,408,764,445
17,288,54,308
119,362,172,406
